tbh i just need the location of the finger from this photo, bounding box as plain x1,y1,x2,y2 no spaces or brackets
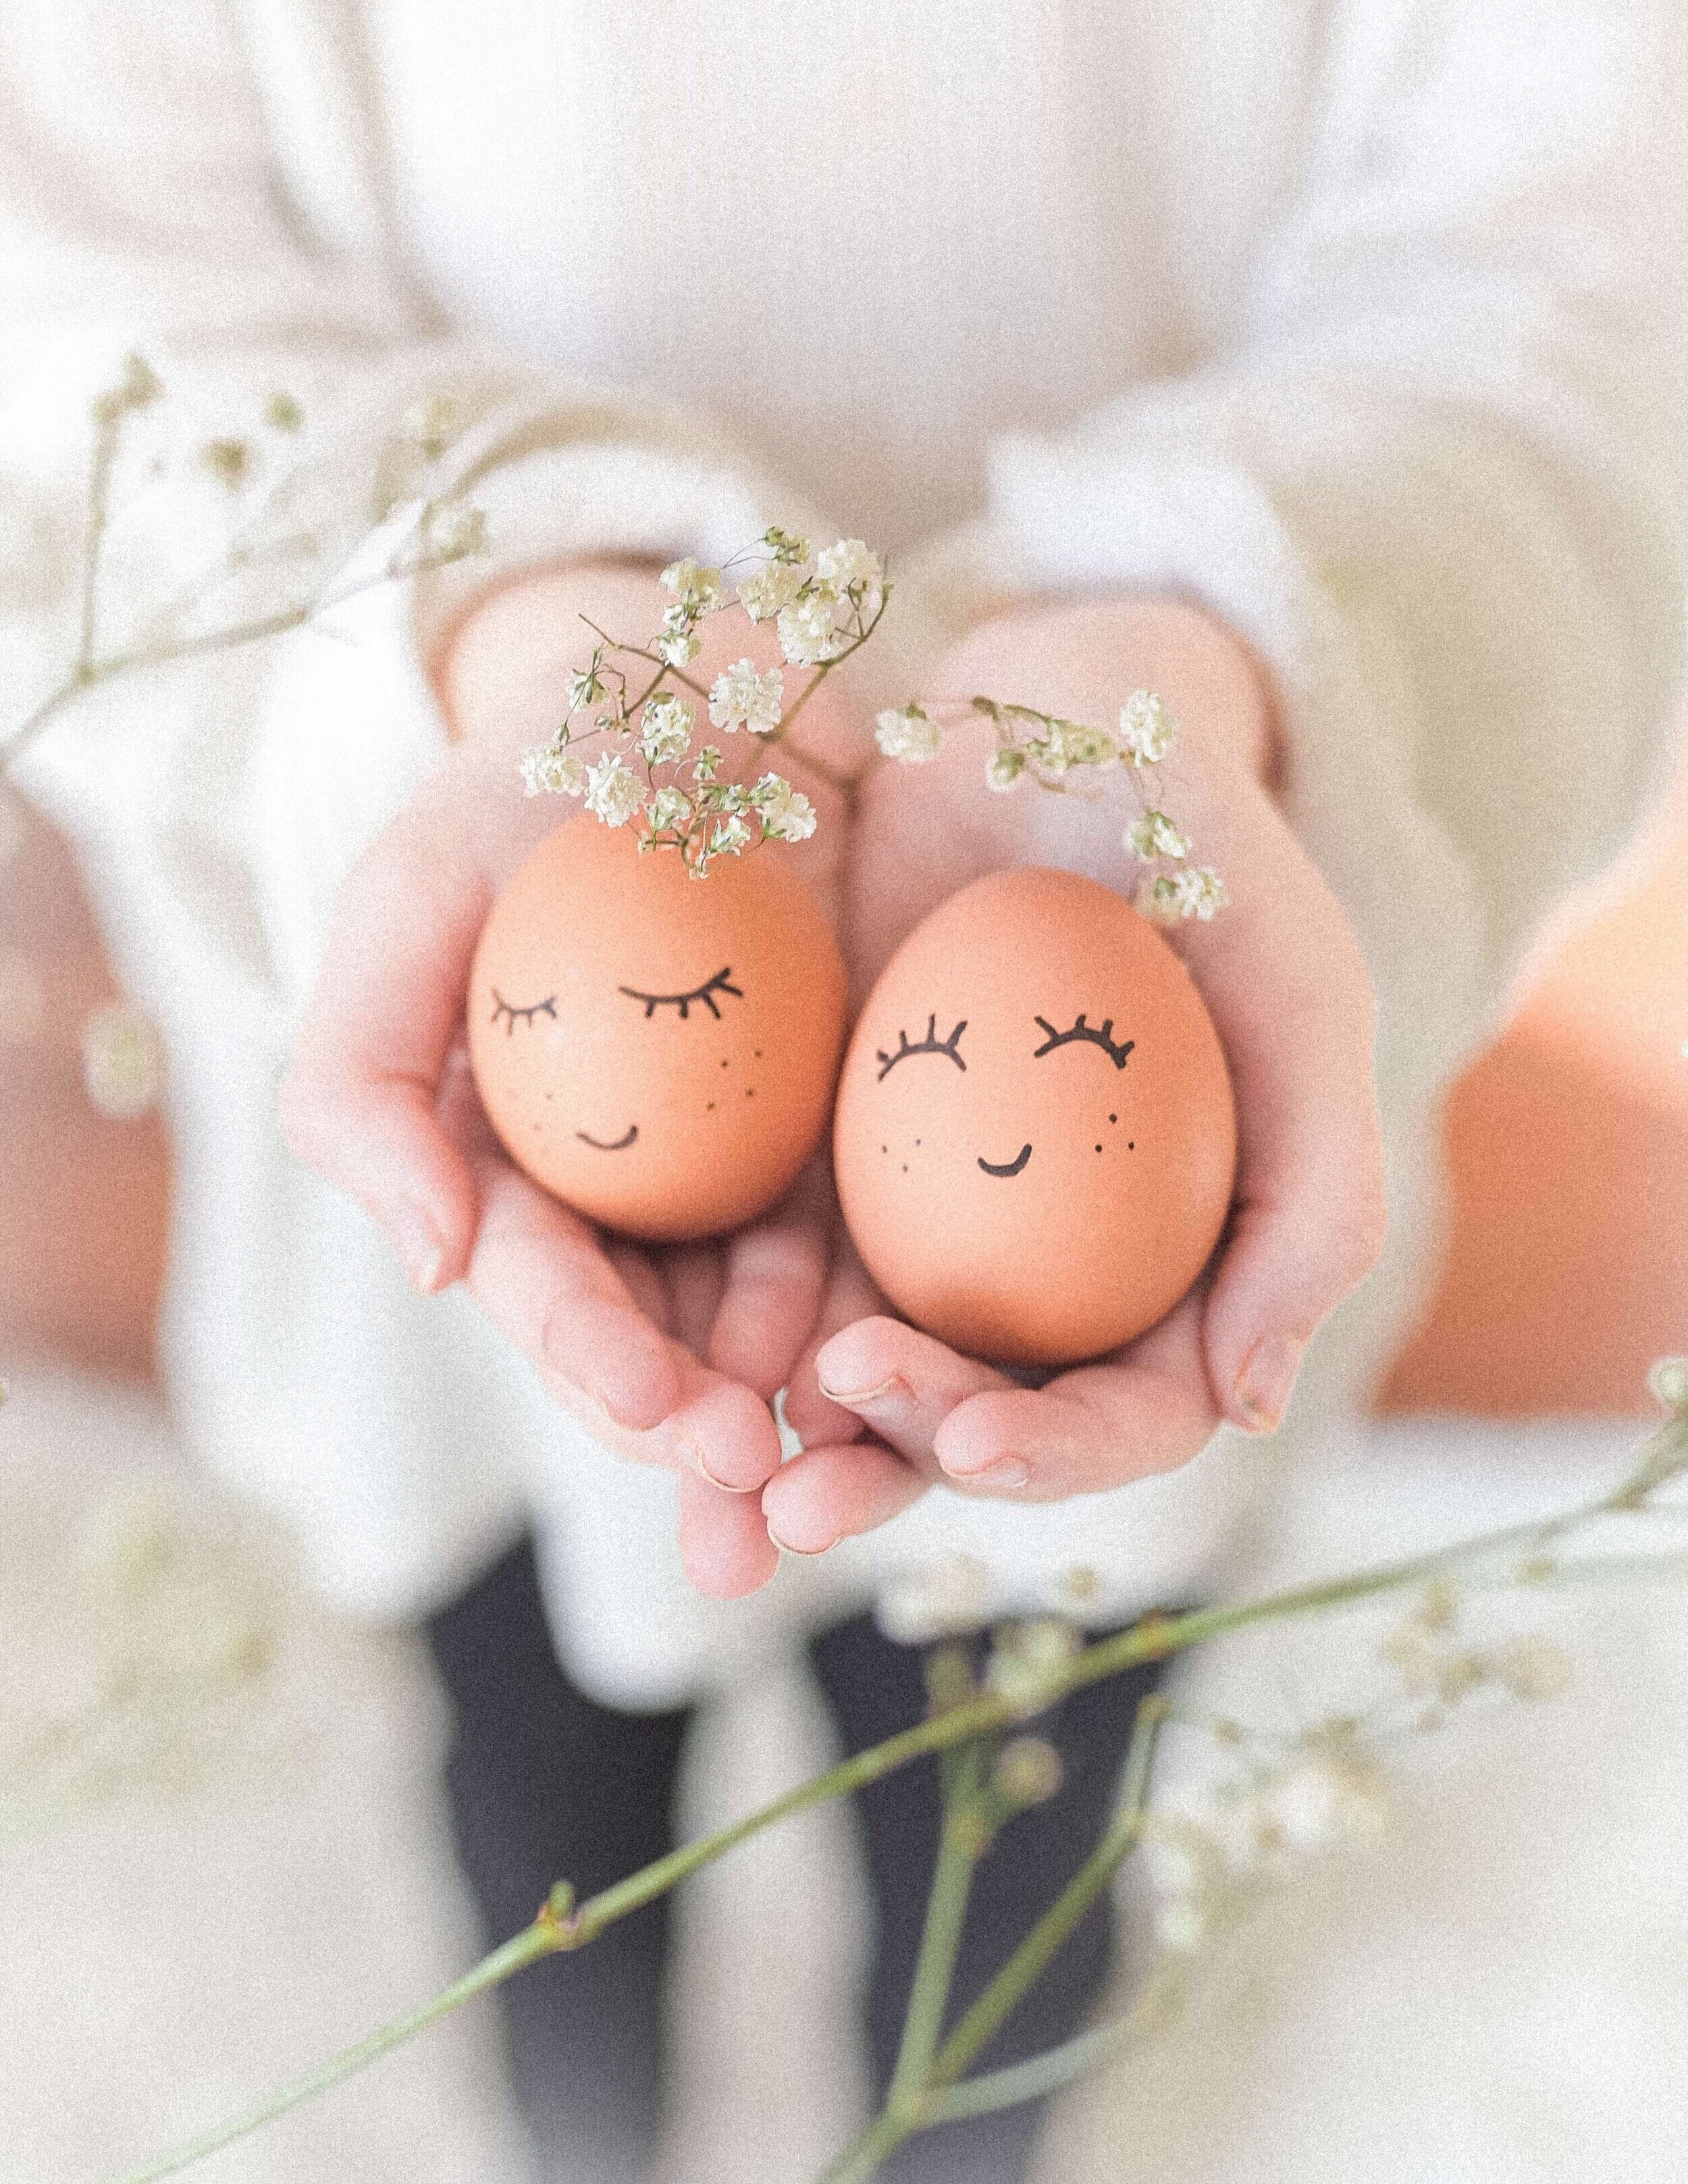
664,1244,727,1360
280,805,494,1293
658,1368,786,1495
708,1167,831,1399
677,1468,781,1598
932,1287,1217,1499
605,1240,672,1334
1174,801,1388,1433
781,1250,891,1449
810,1315,1010,1468
466,1150,681,1431
762,1439,928,1555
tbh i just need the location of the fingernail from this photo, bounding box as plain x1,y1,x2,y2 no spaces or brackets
944,1454,1032,1491
1235,1335,1306,1434
394,1206,444,1296
768,1526,833,1557
688,1442,761,1495
816,1371,909,1409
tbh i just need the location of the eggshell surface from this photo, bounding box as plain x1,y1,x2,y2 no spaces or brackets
835,866,1236,1365
469,815,846,1242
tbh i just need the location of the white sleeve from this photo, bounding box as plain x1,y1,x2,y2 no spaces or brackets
907,0,1688,1115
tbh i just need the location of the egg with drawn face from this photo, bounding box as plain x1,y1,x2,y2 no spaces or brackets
834,866,1236,1366
469,815,846,1243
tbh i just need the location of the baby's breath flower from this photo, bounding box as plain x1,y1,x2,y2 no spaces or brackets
565,663,606,712
201,437,254,489
657,626,701,668
659,556,723,612
1486,1634,1573,1702
986,747,1026,791
1139,866,1228,923
1118,689,1174,765
815,537,884,614
1128,811,1192,862
762,525,809,564
776,585,847,666
710,813,755,858
82,1000,165,1121
1028,716,1119,774
402,392,460,458
993,1736,1064,1809
874,1553,996,1646
875,703,943,762
648,786,693,834
638,691,694,765
737,559,805,622
1648,1356,1688,1412
692,745,724,783
93,352,163,425
752,773,817,843
585,753,644,827
1266,1752,1390,1847
709,659,785,735
521,744,588,797
986,1618,1082,1711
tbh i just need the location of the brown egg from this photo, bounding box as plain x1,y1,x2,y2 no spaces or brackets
834,867,1236,1365
469,815,845,1243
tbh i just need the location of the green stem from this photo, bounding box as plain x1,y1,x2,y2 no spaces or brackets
103,1417,1687,2184
928,1695,1168,2091
889,1736,993,2100
926,2006,1148,2124
107,1925,554,2184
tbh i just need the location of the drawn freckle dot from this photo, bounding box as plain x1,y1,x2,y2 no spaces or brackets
1128,1141,1135,1151
707,1100,716,1111
901,1163,908,1173
1094,1144,1103,1152
1109,1113,1117,1124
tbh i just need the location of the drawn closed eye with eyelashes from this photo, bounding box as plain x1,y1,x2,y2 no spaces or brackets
490,989,558,1034
876,1015,968,1081
1032,1013,1135,1069
618,965,744,1021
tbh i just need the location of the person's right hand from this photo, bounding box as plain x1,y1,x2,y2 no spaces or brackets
279,559,864,1599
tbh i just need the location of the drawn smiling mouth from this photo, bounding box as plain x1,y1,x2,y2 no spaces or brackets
978,1143,1032,1178
575,1124,639,1152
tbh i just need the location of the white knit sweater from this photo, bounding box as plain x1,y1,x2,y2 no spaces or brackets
3,0,1685,1701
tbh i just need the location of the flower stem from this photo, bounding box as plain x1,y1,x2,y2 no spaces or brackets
888,1733,995,2100
103,1417,1687,2184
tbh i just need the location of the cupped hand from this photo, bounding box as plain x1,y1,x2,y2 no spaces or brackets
764,593,1387,1556
280,560,862,1599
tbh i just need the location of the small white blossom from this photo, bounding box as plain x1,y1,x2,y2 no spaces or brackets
1030,716,1119,775
1118,689,1174,765
648,787,694,834
82,1000,165,1121
521,744,588,797
737,559,805,622
1128,811,1192,862
1265,1754,1390,1848
752,774,818,843
1649,1356,1688,1412
709,813,754,857
1138,866,1228,923
993,1736,1064,1808
423,502,490,563
585,753,644,827
638,692,694,766
986,1618,1082,1711
709,659,785,735
1487,1635,1573,1702
565,666,605,712
657,626,702,668
400,392,460,458
776,585,847,666
875,704,943,762
659,557,722,612
986,747,1025,792
874,1552,995,1645
815,537,884,614
693,745,724,783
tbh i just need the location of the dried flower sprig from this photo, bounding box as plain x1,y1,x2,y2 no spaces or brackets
516,528,889,874
875,687,1226,924
101,1367,1688,2184
0,353,490,780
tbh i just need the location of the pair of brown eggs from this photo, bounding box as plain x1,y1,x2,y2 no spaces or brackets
469,817,1236,1367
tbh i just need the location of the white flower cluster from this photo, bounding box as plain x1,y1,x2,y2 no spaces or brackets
515,527,860,874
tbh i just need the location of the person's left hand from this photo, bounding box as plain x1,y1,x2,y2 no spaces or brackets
762,593,1388,1557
